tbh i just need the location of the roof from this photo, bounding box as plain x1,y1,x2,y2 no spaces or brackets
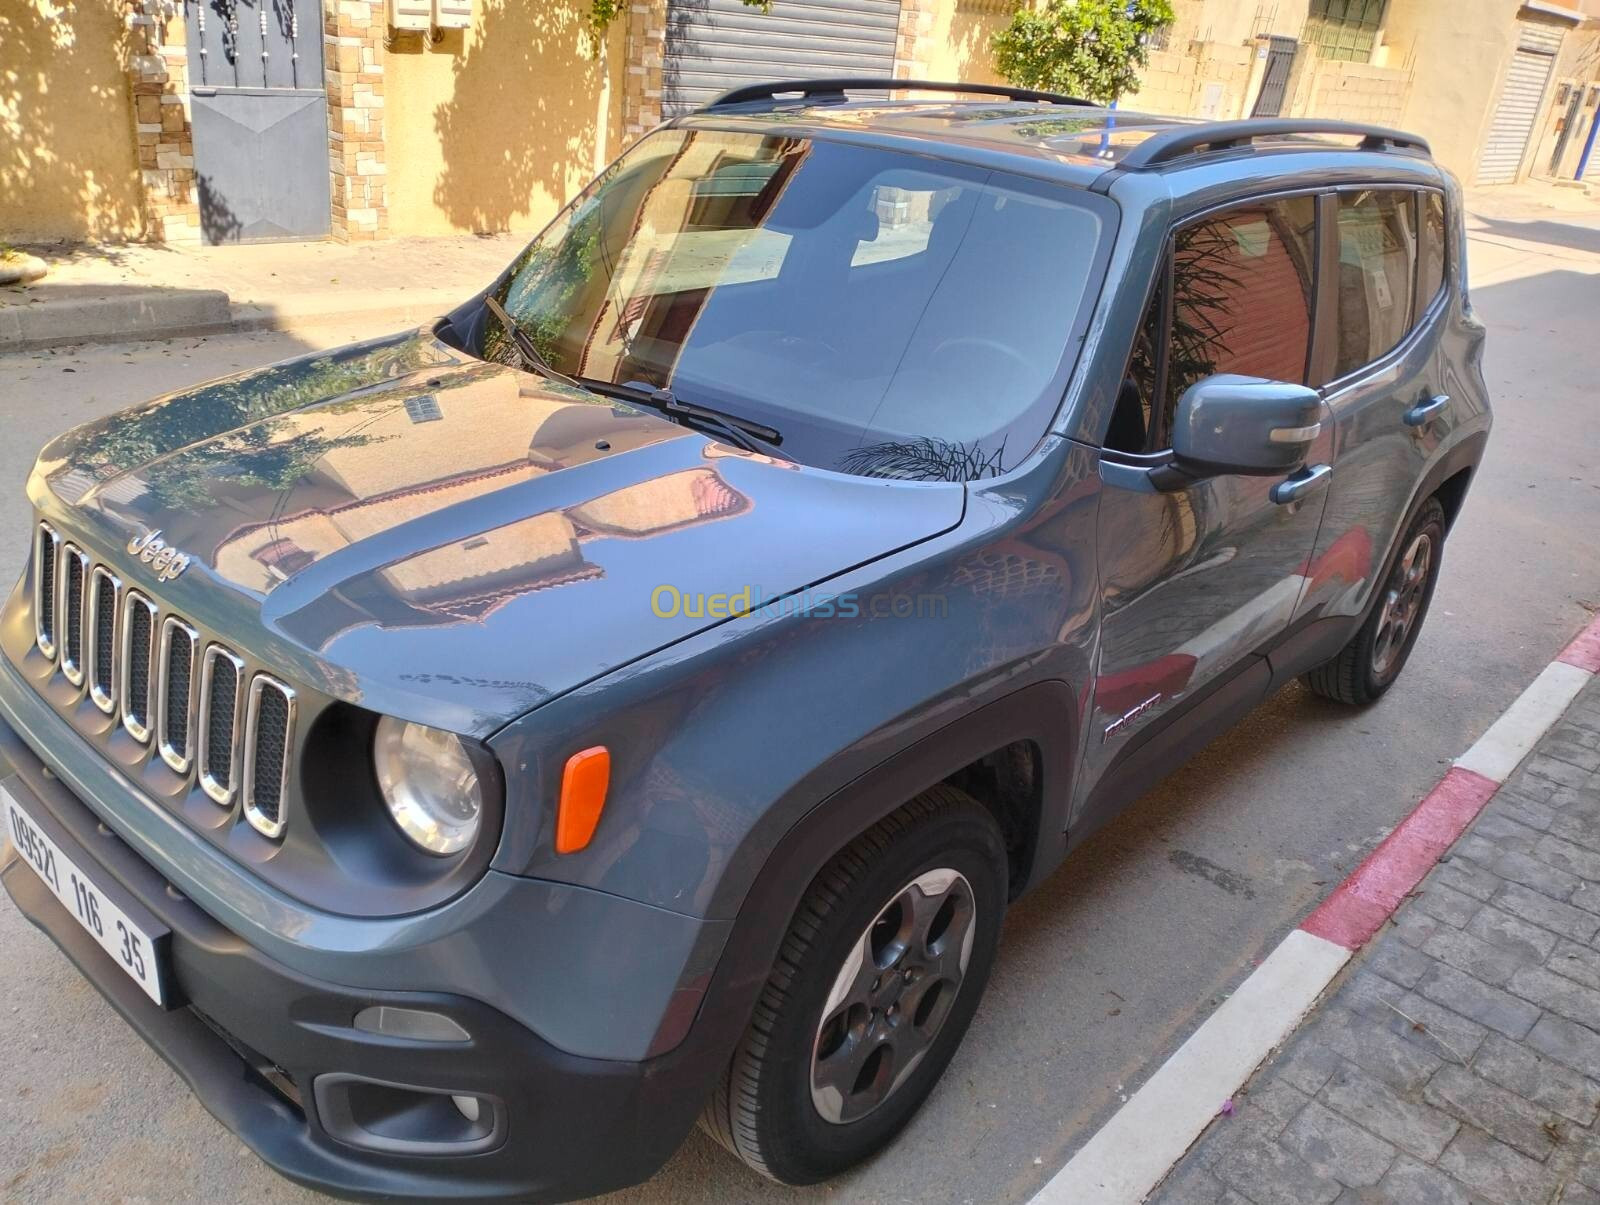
672,83,1435,190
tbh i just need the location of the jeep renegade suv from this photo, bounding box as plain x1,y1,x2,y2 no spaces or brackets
0,81,1489,1201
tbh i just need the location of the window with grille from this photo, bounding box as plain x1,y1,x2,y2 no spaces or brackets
1305,0,1386,63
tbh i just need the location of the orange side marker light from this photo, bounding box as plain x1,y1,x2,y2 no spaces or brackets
555,746,611,854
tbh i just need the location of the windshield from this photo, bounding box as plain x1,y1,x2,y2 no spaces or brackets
479,128,1109,480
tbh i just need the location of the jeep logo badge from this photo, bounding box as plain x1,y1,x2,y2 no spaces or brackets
127,528,192,584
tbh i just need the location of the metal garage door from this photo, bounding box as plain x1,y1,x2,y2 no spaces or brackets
662,0,902,117
1476,21,1564,185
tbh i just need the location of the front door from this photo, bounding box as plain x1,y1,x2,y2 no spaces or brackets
184,0,331,243
1080,195,1332,825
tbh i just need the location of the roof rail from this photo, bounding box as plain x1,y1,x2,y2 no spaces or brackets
1119,119,1430,170
698,78,1096,113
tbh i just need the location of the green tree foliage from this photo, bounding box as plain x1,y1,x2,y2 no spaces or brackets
992,0,1174,103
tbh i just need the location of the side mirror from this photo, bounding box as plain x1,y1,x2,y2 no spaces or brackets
1171,374,1323,479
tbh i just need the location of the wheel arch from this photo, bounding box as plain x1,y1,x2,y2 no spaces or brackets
666,679,1079,1061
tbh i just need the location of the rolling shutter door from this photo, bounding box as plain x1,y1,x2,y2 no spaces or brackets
662,0,902,117
1476,21,1564,184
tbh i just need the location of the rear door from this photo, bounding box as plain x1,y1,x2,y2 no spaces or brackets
1291,188,1448,631
1082,194,1333,817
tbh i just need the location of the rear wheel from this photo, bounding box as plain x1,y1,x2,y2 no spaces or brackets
701,785,1006,1184
1303,496,1445,705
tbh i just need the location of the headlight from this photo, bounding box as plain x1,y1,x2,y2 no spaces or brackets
374,717,484,855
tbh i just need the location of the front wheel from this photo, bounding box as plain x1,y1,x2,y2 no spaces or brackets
701,785,1007,1184
1303,495,1445,705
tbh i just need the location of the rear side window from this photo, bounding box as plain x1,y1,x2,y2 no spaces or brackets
1106,196,1317,454
1418,191,1447,310
1332,190,1417,379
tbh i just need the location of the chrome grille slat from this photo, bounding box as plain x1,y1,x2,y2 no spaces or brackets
198,645,245,807
59,545,88,687
120,591,158,743
34,523,60,659
88,567,121,714
243,675,294,839
157,616,198,775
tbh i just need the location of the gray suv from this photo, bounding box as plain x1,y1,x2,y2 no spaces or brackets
0,80,1489,1201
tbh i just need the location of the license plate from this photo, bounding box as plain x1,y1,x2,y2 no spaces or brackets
4,784,167,1006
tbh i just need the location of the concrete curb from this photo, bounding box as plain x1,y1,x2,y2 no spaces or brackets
0,288,465,354
1029,612,1600,1205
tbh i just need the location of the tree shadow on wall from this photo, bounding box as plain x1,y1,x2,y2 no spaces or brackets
429,0,605,233
0,0,150,242
944,0,1011,86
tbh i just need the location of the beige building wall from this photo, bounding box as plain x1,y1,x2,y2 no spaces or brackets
919,0,1008,85
1529,17,1600,177
1,0,148,242
384,1,625,237
1382,0,1525,182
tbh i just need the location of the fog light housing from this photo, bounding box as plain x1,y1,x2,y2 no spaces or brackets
314,1074,505,1155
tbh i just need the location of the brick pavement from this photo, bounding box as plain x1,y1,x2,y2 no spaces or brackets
1151,675,1600,1205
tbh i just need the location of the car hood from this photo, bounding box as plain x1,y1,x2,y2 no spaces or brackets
29,331,964,735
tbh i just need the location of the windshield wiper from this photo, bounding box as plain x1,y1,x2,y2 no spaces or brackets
578,379,784,454
478,302,783,454
483,294,586,393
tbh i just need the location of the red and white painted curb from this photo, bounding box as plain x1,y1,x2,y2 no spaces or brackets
1032,615,1600,1205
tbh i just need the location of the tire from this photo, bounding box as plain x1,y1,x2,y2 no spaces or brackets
700,784,1007,1185
1303,495,1446,705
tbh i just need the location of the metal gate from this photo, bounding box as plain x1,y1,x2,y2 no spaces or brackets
1476,19,1565,185
662,0,901,118
184,0,331,243
1251,36,1298,118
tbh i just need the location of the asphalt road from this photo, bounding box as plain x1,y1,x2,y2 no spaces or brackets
2,204,1598,1204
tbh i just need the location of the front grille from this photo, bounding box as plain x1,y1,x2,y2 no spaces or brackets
34,524,59,658
198,646,244,806
29,527,295,842
60,545,88,686
244,676,294,838
120,592,157,742
88,568,120,713
158,617,198,774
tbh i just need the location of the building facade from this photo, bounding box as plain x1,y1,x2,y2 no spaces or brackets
2,0,1595,248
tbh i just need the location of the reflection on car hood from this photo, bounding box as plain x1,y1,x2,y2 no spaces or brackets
31,331,965,734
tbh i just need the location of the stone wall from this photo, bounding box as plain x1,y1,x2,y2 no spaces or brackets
623,0,667,143
1126,40,1256,119
1290,51,1412,129
126,0,198,244
324,1,388,242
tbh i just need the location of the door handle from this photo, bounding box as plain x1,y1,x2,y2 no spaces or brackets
1271,463,1331,506
1404,394,1449,427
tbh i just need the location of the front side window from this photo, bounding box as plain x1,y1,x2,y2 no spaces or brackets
483,129,1109,480
1332,189,1417,379
1107,196,1317,454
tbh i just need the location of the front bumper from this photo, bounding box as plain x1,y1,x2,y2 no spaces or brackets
0,732,720,1203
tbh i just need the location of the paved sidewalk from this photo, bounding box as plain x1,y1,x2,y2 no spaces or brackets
0,233,521,351
1152,675,1600,1205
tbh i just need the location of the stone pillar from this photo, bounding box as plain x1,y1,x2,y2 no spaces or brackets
325,0,388,242
125,0,200,244
623,0,668,144
894,0,939,80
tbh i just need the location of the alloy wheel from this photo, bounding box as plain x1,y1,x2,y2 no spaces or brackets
809,868,977,1125
1372,531,1433,678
